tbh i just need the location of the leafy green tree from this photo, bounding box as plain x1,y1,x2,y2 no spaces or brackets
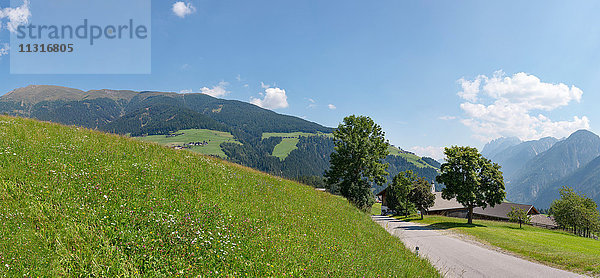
551,187,578,231
386,171,417,216
325,115,389,212
436,146,505,224
409,177,436,220
507,206,531,228
551,186,600,237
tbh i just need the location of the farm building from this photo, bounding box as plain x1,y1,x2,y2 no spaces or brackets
427,192,468,218
426,192,541,221
377,187,544,223
473,202,539,221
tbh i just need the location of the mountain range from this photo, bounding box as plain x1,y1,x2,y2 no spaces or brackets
5,85,598,208
0,85,441,190
482,130,600,209
482,136,559,181
0,85,332,139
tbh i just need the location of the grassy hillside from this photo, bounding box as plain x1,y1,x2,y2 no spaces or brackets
403,215,600,275
261,133,440,168
0,116,439,277
135,129,241,158
388,146,438,169
262,132,332,160
272,137,300,160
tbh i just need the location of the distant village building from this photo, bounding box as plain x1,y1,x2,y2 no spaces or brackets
170,141,209,150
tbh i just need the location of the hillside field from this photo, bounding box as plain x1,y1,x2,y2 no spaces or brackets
260,132,440,167
272,137,300,160
388,146,436,169
262,132,333,160
135,129,241,158
0,116,439,277
400,215,600,275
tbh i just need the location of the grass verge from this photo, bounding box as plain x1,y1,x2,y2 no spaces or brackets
398,215,600,275
371,203,382,216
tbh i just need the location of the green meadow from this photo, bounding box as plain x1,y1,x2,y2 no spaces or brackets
272,137,300,160
401,215,600,275
0,116,439,277
259,132,440,165
135,129,241,158
388,146,436,169
262,132,333,160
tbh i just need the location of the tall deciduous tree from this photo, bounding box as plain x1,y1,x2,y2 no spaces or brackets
325,115,389,212
409,177,436,219
436,146,505,224
551,186,600,237
387,171,417,216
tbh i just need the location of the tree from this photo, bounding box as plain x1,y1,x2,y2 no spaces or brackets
551,186,600,237
409,177,436,220
325,115,389,212
386,171,417,216
435,146,505,224
507,206,531,228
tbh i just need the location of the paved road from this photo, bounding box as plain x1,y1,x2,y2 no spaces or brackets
372,215,588,278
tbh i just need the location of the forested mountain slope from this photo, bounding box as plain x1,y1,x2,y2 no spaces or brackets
1,85,440,188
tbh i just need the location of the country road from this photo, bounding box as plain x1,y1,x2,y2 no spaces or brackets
372,215,588,278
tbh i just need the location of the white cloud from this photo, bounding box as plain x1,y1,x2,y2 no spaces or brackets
328,104,336,110
0,0,31,33
0,44,8,57
305,98,317,109
458,70,589,141
179,89,193,94
172,1,196,18
251,87,289,109
200,81,229,98
260,82,271,89
410,146,445,160
438,115,456,121
457,76,482,102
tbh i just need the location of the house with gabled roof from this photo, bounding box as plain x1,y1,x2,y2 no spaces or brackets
427,192,540,220
473,202,539,221
378,184,542,222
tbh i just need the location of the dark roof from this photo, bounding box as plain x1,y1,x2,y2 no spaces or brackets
531,214,557,227
473,202,538,220
375,188,387,196
429,192,465,211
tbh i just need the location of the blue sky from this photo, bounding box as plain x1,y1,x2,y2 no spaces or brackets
1,0,600,159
